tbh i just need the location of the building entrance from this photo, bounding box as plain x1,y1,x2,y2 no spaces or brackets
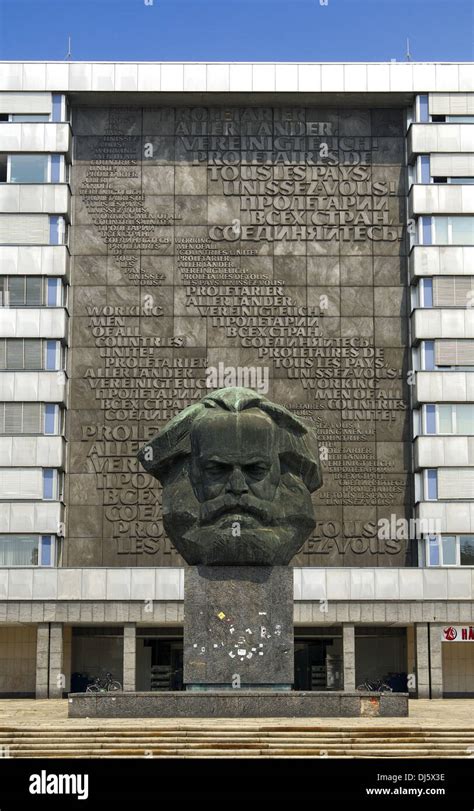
136,630,183,691
294,630,343,690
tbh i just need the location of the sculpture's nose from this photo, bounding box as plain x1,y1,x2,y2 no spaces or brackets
225,466,249,496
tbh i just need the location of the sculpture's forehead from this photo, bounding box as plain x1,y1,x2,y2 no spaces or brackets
191,409,275,453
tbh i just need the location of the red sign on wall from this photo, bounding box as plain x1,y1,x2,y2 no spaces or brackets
442,626,474,642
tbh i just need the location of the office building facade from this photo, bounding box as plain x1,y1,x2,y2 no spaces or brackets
0,61,473,698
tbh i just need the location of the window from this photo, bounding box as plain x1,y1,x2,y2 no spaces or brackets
433,217,474,246
0,339,63,371
422,341,435,371
431,114,446,123
47,278,61,306
0,403,61,435
425,469,438,500
420,216,432,245
423,404,474,435
40,535,52,566
50,155,61,183
10,114,50,122
418,217,474,246
419,156,430,184
460,536,474,566
446,115,474,123
44,404,60,435
419,278,433,308
433,277,474,307
0,276,42,306
417,95,429,123
432,177,448,184
0,339,42,370
0,403,42,434
45,340,60,370
42,469,62,501
9,154,49,183
426,534,474,567
424,404,437,434
43,469,55,500
52,94,63,123
0,468,43,500
447,177,474,185
0,534,56,566
0,277,63,308
49,215,67,245
2,154,64,184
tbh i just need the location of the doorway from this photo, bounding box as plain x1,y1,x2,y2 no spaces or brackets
136,632,183,691
294,630,343,690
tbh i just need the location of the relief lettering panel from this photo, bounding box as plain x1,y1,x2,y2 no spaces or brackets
67,105,412,568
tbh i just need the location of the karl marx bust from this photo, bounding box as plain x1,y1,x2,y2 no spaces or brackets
137,387,322,566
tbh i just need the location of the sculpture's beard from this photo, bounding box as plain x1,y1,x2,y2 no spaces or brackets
161,469,315,565
199,494,273,528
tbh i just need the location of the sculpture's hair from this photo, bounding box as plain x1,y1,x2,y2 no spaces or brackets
138,387,322,492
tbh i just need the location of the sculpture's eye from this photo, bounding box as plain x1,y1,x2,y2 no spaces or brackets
203,461,230,476
243,463,270,479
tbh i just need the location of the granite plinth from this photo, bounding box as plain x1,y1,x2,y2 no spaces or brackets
184,566,294,688
67,691,409,718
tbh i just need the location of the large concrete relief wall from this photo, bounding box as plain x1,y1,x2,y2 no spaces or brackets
67,104,412,567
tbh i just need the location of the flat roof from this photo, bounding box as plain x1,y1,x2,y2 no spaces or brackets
0,61,472,95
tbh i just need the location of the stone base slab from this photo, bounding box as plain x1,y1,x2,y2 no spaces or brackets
68,691,408,718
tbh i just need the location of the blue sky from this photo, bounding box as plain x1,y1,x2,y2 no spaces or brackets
0,0,472,62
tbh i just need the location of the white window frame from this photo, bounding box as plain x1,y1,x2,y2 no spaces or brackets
432,216,474,246
43,404,61,436
0,534,57,567
423,468,438,501
425,534,474,567
418,278,433,308
6,154,65,184
420,341,435,371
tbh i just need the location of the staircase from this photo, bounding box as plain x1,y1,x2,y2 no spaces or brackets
1,725,474,757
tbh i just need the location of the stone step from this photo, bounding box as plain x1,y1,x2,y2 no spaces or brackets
3,736,473,745
8,750,471,759
1,728,472,736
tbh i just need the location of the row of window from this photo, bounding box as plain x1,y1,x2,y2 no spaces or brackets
417,216,474,246
419,468,473,502
415,96,474,124
420,404,474,435
0,532,471,569
410,156,474,186
0,154,67,184
415,277,474,309
0,535,57,567
0,403,62,435
0,215,67,245
423,534,474,567
0,339,64,371
419,340,474,371
0,95,67,124
0,468,63,501
0,276,64,307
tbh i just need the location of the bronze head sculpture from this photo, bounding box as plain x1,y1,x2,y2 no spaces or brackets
137,387,322,565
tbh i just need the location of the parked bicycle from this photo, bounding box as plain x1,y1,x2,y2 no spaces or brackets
356,678,393,692
86,672,122,693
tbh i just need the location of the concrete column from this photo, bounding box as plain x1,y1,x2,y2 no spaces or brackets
415,623,430,698
123,623,136,692
429,624,443,698
35,623,49,699
342,624,355,691
48,623,64,698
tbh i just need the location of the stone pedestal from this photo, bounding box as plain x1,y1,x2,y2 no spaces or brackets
184,566,294,689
